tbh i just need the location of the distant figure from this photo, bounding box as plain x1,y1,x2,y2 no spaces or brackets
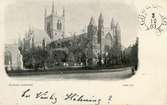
131,66,135,75
135,64,138,70
150,13,157,29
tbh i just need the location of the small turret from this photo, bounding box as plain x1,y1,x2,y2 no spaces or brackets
87,16,97,39
98,13,104,28
63,8,65,17
44,8,47,18
114,22,121,50
116,22,120,32
44,8,47,30
97,13,104,43
111,18,115,29
51,0,55,14
89,16,95,25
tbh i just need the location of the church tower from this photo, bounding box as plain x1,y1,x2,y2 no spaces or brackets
44,1,65,41
97,13,104,65
87,16,97,45
87,17,98,65
97,13,104,44
111,18,115,30
114,22,122,51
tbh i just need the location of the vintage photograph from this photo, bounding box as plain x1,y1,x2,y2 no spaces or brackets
4,0,138,80
1,0,167,105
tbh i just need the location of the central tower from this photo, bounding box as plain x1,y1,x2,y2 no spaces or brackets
44,1,65,41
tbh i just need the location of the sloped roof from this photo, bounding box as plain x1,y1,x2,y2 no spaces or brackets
32,28,51,45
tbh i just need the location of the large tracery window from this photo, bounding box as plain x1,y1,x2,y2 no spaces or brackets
105,32,112,46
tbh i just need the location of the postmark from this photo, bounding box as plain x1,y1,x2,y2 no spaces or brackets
138,5,167,34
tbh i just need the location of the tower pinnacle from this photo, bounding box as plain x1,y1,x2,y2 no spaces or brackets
52,0,55,14
111,18,115,29
63,8,65,17
97,13,104,65
89,16,95,25
44,8,47,17
98,13,104,28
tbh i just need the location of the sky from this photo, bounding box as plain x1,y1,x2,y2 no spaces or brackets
4,0,138,47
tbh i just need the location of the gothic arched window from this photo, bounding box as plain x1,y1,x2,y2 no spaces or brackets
59,22,62,30
57,21,59,30
57,20,62,30
105,32,112,46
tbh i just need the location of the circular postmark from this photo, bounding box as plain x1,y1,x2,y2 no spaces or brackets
138,5,167,34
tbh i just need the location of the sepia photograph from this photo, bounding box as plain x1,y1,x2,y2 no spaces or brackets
1,0,167,105
4,0,139,80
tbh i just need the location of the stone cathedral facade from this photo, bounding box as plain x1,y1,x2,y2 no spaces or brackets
86,13,122,65
21,1,122,66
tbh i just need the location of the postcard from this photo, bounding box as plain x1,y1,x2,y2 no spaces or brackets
0,0,167,105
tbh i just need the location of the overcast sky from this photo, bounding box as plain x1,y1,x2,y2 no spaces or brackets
4,0,138,47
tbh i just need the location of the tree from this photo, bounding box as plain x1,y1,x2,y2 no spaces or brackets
22,47,49,70
67,52,75,66
130,38,138,69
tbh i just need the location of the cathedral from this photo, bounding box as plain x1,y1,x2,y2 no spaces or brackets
44,2,65,41
21,1,122,66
